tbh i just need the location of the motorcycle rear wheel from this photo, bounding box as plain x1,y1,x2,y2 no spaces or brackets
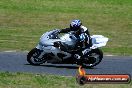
83,48,103,68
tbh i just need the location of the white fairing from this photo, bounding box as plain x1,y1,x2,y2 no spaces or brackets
60,34,77,46
36,31,74,61
91,35,109,48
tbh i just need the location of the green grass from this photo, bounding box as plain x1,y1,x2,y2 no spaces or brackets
0,1,131,87
0,72,131,88
0,0,132,55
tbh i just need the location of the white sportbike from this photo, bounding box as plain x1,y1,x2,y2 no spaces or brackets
27,29,108,67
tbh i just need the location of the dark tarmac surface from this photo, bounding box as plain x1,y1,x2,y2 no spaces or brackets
0,52,132,77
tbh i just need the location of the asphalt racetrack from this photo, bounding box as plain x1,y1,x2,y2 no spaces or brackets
0,52,132,77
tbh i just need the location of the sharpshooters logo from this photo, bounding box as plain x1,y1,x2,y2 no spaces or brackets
76,66,131,85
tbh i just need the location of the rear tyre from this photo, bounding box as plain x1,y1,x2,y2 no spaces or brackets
27,48,45,65
83,48,103,68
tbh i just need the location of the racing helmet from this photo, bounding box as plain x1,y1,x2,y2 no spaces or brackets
70,19,82,31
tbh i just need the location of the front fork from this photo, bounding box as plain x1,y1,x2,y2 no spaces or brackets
35,44,45,59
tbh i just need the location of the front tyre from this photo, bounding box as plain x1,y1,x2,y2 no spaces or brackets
83,48,103,68
27,48,45,65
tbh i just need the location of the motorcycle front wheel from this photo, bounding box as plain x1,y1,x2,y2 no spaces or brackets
27,48,46,65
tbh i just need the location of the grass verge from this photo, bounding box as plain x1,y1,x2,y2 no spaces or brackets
0,72,131,88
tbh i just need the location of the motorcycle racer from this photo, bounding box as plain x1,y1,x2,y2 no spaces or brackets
59,19,92,59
